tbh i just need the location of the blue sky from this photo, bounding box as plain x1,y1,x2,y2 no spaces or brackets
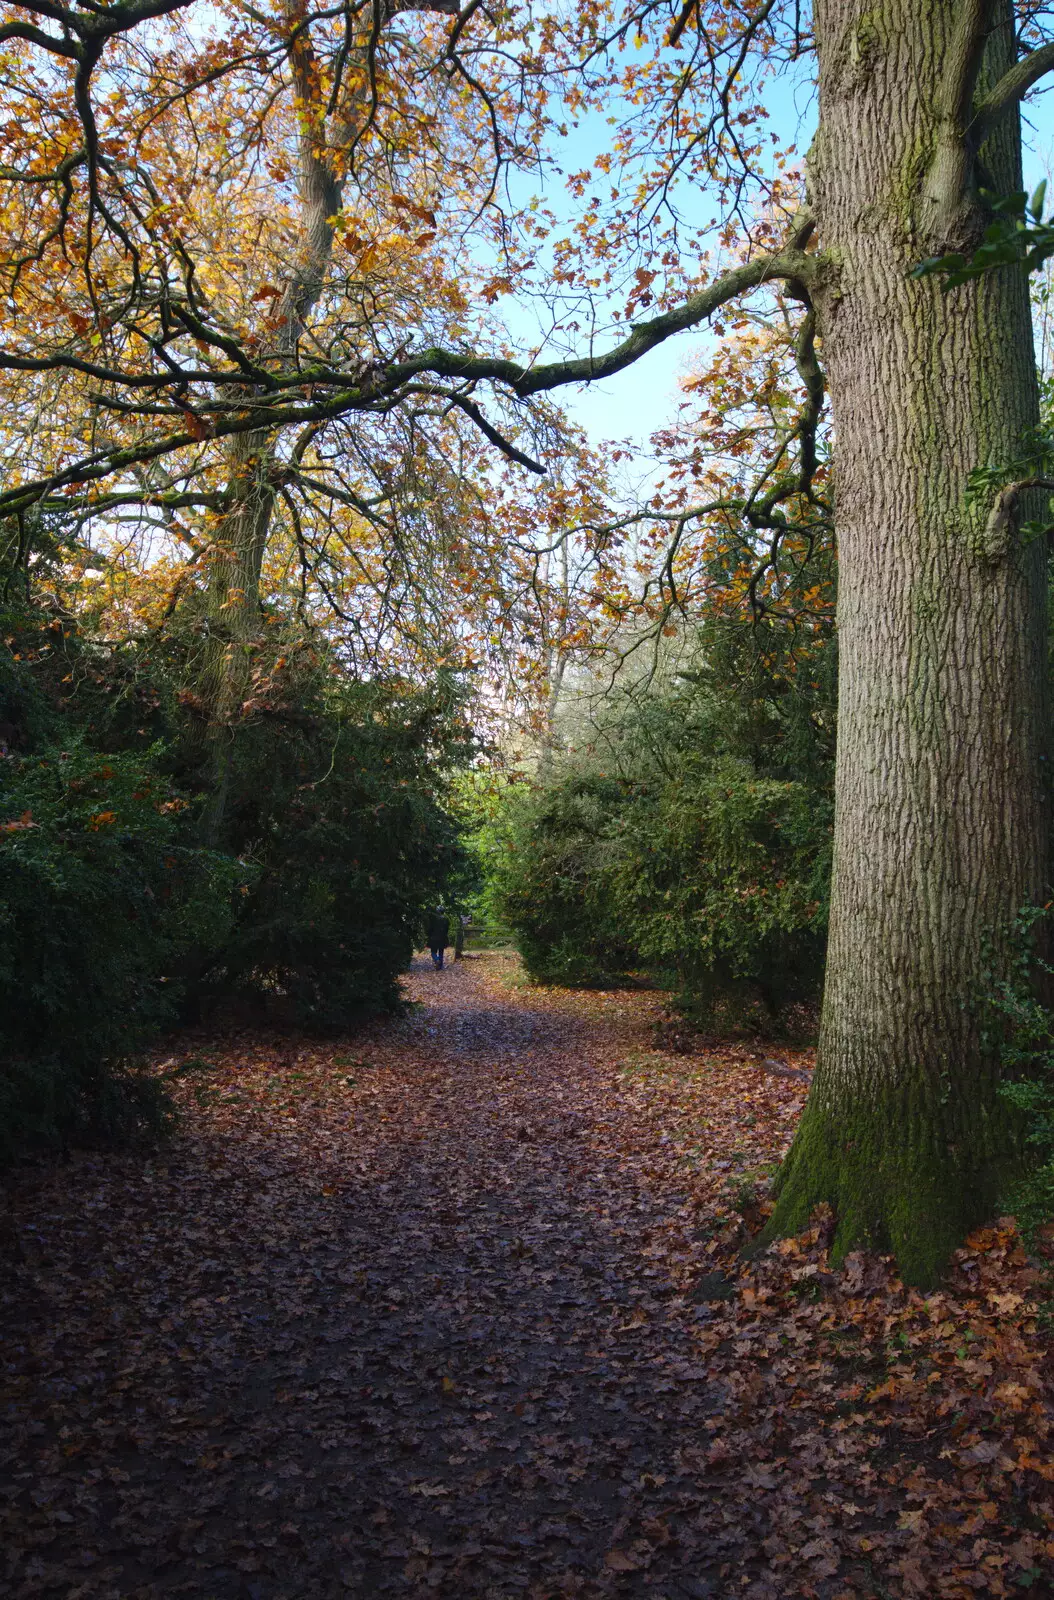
507,61,1054,481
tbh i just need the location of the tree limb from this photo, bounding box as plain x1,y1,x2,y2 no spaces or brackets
0,246,822,515
395,248,822,400
943,0,989,133
972,38,1054,141
444,395,547,474
981,475,1054,562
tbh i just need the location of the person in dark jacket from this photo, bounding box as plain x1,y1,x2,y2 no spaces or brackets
427,907,450,970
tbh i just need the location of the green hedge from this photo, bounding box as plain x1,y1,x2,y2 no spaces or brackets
207,680,465,1029
485,624,835,1024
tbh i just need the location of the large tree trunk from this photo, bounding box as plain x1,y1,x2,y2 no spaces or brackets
766,0,1049,1283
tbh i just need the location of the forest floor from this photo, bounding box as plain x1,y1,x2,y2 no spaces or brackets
2,954,1053,1600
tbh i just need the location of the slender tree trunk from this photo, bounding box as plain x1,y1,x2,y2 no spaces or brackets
193,427,274,838
538,536,571,775
766,0,1049,1283
190,6,343,822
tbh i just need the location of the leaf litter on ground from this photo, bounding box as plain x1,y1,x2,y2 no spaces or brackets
1,953,1052,1598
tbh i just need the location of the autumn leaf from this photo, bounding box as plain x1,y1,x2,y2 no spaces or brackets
1,955,1051,1597
604,1549,642,1571
0,810,35,832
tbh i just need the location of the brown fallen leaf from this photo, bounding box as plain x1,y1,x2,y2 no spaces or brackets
0,953,1049,1600
604,1548,642,1571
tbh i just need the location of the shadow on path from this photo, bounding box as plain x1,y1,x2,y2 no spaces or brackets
1,955,748,1599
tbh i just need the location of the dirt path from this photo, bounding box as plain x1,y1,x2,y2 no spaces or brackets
2,956,1052,1600
0,957,795,1598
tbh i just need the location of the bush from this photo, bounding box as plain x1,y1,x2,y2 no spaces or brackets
487,774,638,985
198,674,470,1029
2,590,475,1028
986,905,1054,1243
609,757,830,1024
489,759,829,1016
0,552,475,1152
487,621,834,1023
0,743,238,1160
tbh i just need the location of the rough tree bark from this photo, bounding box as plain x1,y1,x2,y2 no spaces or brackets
764,0,1050,1283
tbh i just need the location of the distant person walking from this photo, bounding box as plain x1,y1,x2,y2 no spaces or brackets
427,907,450,970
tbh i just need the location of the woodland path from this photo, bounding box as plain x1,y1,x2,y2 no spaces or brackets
3,956,1051,1600
1,956,800,1600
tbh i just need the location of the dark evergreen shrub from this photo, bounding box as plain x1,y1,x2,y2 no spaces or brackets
199,675,469,1029
0,596,472,1149
487,621,835,1024
488,774,638,985
0,743,237,1160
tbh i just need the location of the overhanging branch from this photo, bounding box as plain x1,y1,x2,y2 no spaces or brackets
0,245,823,515
402,247,821,399
444,395,546,474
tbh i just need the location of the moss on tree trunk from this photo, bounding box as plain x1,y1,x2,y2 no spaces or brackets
763,1073,1026,1288
767,0,1049,1283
